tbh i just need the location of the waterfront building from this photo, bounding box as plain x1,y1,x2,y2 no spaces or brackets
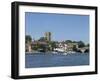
66,43,78,51
55,42,68,52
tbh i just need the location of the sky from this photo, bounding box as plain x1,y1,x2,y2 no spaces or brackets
25,12,89,43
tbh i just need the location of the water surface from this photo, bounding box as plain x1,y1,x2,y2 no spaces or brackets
25,53,89,68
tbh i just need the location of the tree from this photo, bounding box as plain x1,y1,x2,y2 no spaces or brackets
72,41,77,43
48,41,57,51
77,41,85,48
32,43,47,52
25,35,32,43
38,37,46,42
86,43,89,47
32,43,40,50
65,40,72,44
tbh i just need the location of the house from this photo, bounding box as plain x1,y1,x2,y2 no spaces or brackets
54,42,68,52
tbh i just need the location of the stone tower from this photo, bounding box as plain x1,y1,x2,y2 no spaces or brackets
45,32,51,41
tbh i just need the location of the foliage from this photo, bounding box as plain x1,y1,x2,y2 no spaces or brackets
48,41,57,51
31,43,48,52
38,37,46,42
65,40,72,44
77,41,85,48
86,43,89,47
25,35,32,43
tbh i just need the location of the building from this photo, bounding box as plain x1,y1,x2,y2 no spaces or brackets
66,43,78,51
45,32,51,41
54,42,68,52
25,43,32,52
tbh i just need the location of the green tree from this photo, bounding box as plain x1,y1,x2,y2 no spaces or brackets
38,44,47,52
31,43,39,51
48,41,57,51
77,41,85,48
65,40,72,44
38,37,46,42
25,35,32,43
86,43,89,47
32,42,48,52
72,41,77,43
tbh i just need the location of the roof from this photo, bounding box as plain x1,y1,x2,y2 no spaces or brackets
32,41,47,45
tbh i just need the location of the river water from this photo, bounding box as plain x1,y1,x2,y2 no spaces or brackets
25,53,89,68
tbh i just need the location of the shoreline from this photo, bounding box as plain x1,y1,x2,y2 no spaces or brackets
25,51,89,55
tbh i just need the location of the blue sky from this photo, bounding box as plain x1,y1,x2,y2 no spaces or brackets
25,12,89,43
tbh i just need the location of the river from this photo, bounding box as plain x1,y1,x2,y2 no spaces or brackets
25,52,89,68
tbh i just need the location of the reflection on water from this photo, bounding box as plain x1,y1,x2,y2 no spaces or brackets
25,53,89,68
